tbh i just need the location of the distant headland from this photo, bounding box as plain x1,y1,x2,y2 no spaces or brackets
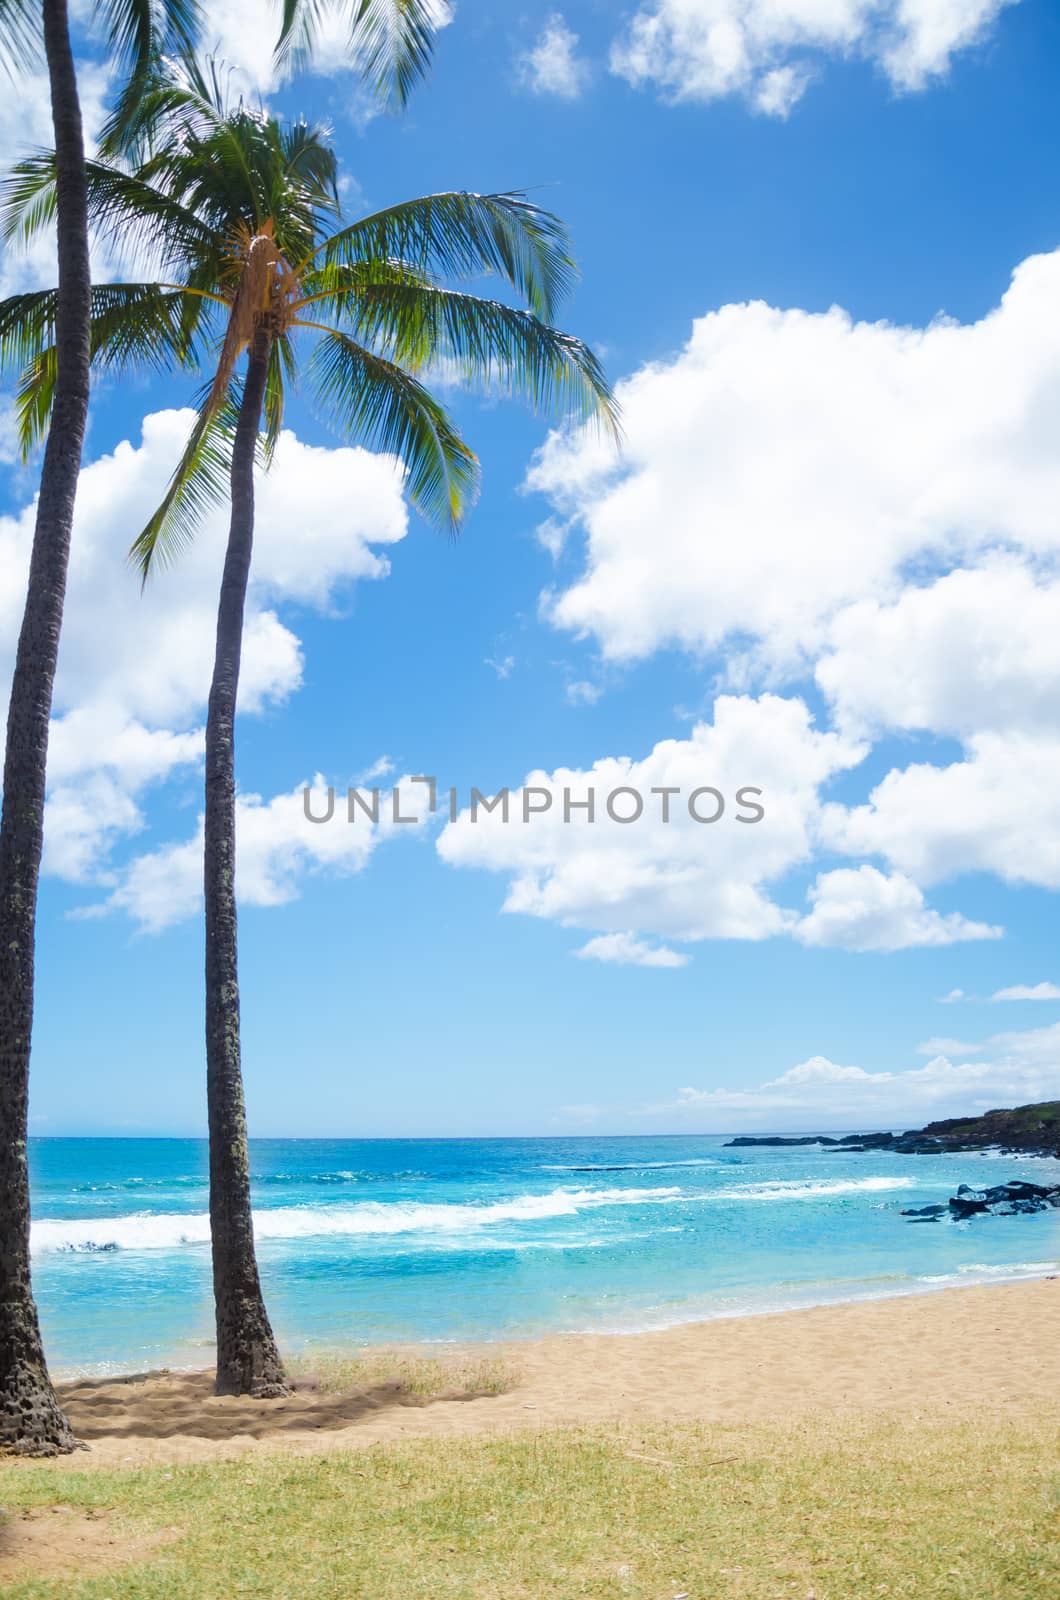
726,1100,1060,1160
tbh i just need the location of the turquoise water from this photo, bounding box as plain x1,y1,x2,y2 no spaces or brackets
30,1136,1060,1376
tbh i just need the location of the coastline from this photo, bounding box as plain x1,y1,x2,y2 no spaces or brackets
42,1276,1060,1467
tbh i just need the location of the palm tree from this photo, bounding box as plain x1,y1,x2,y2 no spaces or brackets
0,0,202,1458
2,70,617,1398
0,0,449,1456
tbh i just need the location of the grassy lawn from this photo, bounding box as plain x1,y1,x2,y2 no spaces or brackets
1,1409,1058,1598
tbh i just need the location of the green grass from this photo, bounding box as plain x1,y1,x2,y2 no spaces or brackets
2,1409,1058,1598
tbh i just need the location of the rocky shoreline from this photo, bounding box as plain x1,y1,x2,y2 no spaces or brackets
725,1100,1060,1161
902,1180,1060,1222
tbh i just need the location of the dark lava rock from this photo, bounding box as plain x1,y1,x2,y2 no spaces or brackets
901,1203,947,1218
737,1102,1060,1160
947,1181,1060,1219
724,1136,841,1147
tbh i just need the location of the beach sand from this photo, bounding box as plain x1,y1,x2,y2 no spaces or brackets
47,1277,1060,1467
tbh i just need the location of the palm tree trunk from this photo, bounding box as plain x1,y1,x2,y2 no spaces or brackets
0,0,90,1456
205,324,287,1398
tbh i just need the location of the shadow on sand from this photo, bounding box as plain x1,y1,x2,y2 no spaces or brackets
57,1368,496,1443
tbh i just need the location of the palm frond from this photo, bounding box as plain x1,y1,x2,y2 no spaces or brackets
275,0,442,106
309,326,478,527
0,152,58,249
310,192,577,321
1,153,220,271
297,256,435,318
129,382,239,580
0,0,41,71
2,282,212,455
332,282,618,431
100,49,233,161
263,332,295,462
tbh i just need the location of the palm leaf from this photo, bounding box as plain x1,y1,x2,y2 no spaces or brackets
2,282,212,455
0,0,43,70
275,0,441,106
100,50,233,161
310,192,577,321
335,281,617,430
1,153,219,270
309,326,478,527
129,383,239,579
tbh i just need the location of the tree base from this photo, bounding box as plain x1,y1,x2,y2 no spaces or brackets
214,1326,290,1400
0,1368,82,1457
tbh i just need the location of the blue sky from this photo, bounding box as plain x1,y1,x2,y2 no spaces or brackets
4,0,1060,1137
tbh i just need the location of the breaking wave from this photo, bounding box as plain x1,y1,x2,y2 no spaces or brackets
31,1185,681,1254
32,1174,917,1255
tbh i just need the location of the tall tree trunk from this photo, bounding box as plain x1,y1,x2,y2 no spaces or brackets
205,324,287,1398
0,0,90,1456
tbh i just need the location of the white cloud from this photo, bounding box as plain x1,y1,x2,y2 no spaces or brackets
991,982,1060,1002
529,252,1060,674
916,1036,984,1056
199,0,453,99
610,0,1018,113
0,410,408,896
510,250,1060,959
795,865,1002,951
566,679,602,706
86,775,425,932
0,400,19,465
574,932,689,968
440,693,866,944
821,730,1060,891
817,560,1060,740
0,60,118,297
939,988,966,1003
648,1024,1060,1129
438,695,1004,954
519,13,589,99
356,754,397,785
753,63,811,116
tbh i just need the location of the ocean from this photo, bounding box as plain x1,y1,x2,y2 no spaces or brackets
30,1135,1060,1377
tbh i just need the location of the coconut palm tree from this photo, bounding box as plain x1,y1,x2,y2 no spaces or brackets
1,71,616,1399
0,0,204,1458
0,0,448,1457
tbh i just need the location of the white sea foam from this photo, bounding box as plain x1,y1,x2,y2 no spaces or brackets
30,1185,682,1254
32,1173,919,1255
540,1159,719,1173
919,1260,1058,1284
709,1176,915,1201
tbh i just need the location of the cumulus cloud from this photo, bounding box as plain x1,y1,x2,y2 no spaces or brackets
817,560,1060,740
199,0,453,98
610,0,1018,114
991,982,1060,1002
530,251,1060,673
514,250,1060,956
437,694,1013,954
84,775,427,932
441,694,852,944
821,730,1060,891
519,13,589,99
574,932,689,968
646,1024,1060,1129
916,1036,984,1056
0,410,408,898
795,866,1002,951
0,60,118,297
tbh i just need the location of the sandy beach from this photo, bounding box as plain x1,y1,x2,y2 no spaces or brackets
43,1277,1060,1468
